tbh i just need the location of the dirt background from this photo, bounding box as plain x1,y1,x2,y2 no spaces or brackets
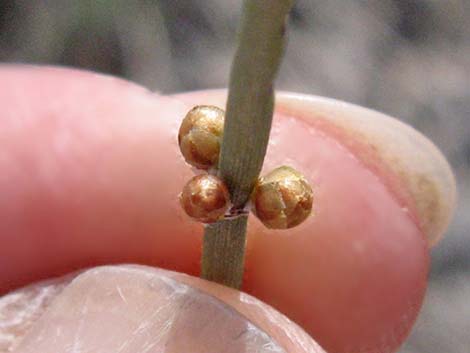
0,1,468,352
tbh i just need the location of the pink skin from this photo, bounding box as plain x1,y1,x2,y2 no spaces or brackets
0,65,430,353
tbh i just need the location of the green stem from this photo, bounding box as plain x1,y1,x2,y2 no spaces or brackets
201,0,294,289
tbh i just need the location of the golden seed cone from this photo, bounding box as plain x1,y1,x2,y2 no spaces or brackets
252,166,313,229
178,105,224,170
180,174,230,223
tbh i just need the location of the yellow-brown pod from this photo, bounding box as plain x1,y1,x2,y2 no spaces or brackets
251,166,313,229
178,105,224,170
180,174,230,223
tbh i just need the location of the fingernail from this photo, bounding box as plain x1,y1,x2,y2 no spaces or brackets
276,93,456,245
4,265,324,353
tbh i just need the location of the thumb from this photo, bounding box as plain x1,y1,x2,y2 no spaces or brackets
6,265,326,353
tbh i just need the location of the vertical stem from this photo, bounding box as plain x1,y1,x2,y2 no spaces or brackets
201,0,294,288
202,215,249,288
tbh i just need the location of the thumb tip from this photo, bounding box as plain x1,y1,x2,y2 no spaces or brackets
7,265,326,353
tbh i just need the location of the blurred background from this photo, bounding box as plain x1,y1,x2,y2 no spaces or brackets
0,1,468,352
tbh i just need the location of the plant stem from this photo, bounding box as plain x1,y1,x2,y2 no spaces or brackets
201,0,294,289
201,215,249,288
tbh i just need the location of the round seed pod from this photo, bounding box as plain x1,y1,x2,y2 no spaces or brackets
178,105,225,170
251,166,313,229
180,174,230,223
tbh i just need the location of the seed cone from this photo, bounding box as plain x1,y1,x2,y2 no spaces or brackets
252,166,313,229
178,105,224,170
180,174,230,223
